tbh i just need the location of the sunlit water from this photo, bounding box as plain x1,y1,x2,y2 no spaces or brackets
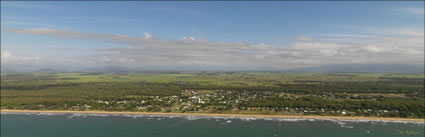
1,112,424,137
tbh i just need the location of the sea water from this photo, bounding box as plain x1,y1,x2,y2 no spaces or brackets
1,112,424,137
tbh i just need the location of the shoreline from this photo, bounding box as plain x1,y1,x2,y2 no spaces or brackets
1,109,424,123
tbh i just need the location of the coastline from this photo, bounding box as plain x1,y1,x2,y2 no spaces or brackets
2,109,424,123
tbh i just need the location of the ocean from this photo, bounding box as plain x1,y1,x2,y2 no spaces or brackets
1,112,424,137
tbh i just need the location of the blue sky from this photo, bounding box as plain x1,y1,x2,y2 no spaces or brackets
1,1,424,71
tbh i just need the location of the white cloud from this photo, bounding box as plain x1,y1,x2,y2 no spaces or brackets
1,50,12,60
143,32,151,39
391,28,425,37
2,27,424,70
182,36,195,41
1,50,41,64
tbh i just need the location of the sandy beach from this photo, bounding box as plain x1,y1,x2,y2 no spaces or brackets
1,109,424,123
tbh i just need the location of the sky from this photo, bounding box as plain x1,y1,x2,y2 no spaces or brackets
1,1,424,71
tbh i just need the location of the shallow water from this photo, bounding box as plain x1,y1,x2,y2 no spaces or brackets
1,112,424,137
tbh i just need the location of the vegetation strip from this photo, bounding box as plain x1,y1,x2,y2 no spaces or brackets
2,72,424,118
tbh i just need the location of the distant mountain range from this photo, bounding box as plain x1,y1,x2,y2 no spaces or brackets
286,64,424,73
1,64,424,73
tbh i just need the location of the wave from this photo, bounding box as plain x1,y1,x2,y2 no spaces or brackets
2,112,423,125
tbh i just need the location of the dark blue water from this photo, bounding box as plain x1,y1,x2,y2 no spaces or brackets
1,113,424,137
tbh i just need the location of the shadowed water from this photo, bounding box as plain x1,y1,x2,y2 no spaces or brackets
1,113,424,137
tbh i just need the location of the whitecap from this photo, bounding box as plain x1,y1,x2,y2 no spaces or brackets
2,112,423,125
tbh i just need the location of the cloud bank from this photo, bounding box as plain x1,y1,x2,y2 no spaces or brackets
2,27,424,70
1,50,41,64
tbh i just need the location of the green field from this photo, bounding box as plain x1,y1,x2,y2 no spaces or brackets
4,72,423,85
